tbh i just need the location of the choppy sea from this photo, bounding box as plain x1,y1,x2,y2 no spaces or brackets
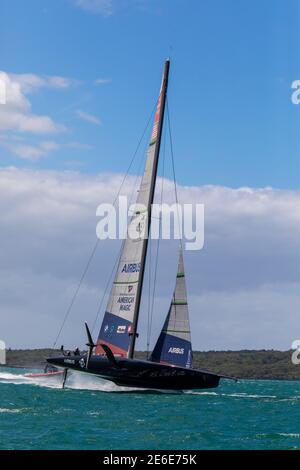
0,367,299,450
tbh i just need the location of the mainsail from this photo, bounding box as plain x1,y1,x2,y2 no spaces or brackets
96,60,170,357
47,59,228,391
150,248,193,368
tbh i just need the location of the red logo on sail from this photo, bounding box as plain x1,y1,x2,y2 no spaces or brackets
150,94,162,144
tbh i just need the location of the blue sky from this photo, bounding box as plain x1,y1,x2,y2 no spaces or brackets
1,0,300,188
2,1,300,350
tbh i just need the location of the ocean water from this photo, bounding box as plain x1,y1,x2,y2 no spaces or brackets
0,367,299,450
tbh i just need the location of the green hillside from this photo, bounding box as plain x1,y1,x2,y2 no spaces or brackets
2,349,300,380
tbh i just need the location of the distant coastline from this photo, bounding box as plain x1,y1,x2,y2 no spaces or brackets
1,349,299,381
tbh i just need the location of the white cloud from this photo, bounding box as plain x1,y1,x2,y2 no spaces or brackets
0,167,299,350
74,0,114,16
0,72,92,159
76,109,101,126
66,141,93,150
6,141,60,161
9,73,74,94
73,0,148,16
4,139,92,161
0,72,66,134
94,78,111,85
188,284,300,351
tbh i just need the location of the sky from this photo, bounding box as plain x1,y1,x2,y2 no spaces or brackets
1,0,300,351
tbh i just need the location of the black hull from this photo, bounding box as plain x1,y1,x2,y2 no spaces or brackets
47,355,221,390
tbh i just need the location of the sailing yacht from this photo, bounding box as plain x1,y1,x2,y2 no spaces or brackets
47,60,231,390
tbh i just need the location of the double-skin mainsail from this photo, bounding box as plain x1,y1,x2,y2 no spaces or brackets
96,60,170,360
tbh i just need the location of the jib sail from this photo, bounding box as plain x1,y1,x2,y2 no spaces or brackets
150,248,193,368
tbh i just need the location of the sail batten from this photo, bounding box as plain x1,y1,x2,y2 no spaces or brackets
96,60,170,358
150,248,193,369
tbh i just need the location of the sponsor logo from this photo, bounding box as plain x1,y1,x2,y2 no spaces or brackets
120,305,131,311
168,347,184,355
117,295,134,311
103,325,114,335
103,324,115,336
117,296,134,304
79,358,85,368
64,359,75,364
121,263,141,274
117,325,126,334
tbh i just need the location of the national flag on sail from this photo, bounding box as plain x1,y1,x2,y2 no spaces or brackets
150,93,162,145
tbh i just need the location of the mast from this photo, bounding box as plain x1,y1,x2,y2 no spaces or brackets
128,59,170,358
96,60,170,360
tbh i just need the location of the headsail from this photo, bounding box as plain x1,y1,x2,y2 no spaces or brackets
96,60,170,357
150,248,193,368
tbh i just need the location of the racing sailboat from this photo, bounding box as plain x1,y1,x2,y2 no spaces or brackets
47,60,230,390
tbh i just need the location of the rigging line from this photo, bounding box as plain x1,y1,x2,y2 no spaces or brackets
167,98,186,327
91,239,124,334
146,227,152,358
166,98,183,251
109,97,159,211
52,100,158,349
127,134,150,218
52,240,99,349
125,134,154,350
147,126,166,355
91,139,149,336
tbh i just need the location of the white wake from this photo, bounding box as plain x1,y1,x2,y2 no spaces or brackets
0,369,164,393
